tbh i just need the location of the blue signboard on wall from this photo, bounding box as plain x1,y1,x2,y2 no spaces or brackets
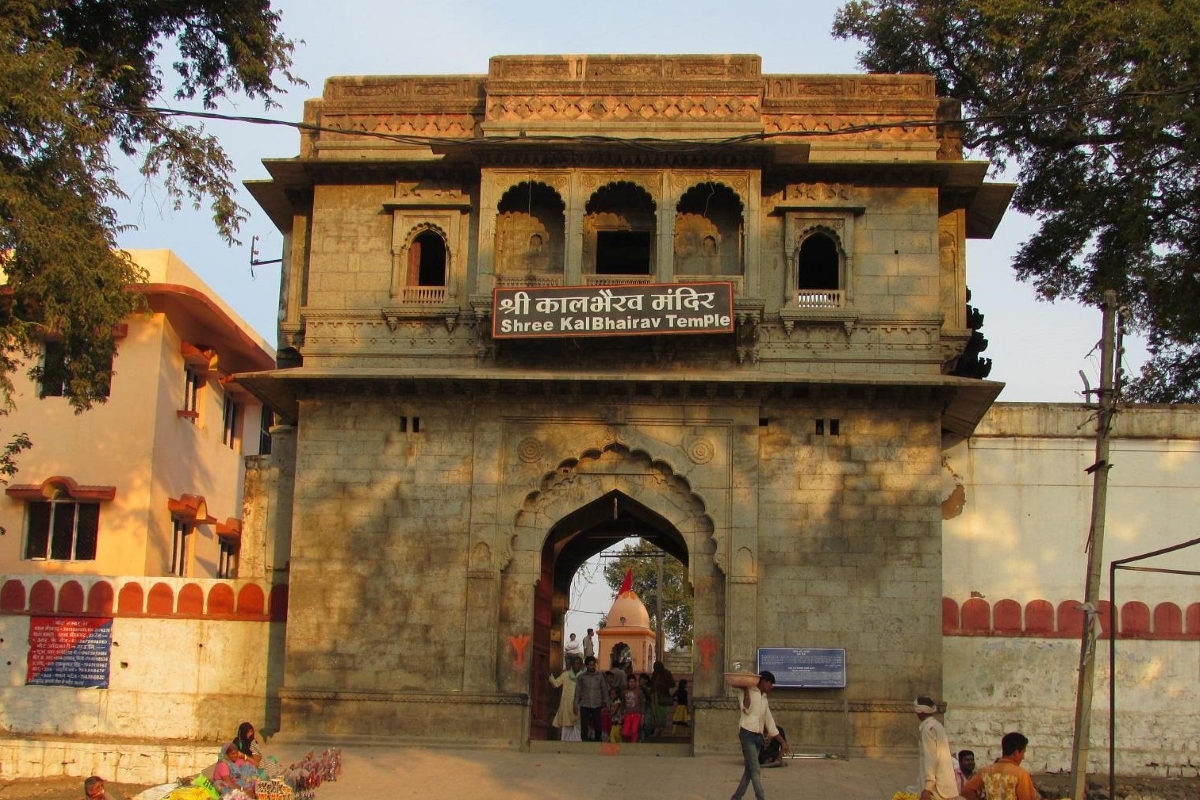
27,616,112,688
757,647,846,688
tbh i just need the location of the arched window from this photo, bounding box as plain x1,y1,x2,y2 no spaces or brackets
674,182,744,279
798,233,839,290
408,230,447,287
494,182,566,286
584,182,657,281
796,232,844,307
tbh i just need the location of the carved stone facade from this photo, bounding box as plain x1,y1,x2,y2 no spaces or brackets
243,54,1012,755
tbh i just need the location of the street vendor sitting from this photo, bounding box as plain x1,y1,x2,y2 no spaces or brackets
214,741,259,794
230,721,262,767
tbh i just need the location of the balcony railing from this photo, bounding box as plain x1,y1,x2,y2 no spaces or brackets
796,289,845,309
495,275,564,288
396,286,448,304
584,274,654,286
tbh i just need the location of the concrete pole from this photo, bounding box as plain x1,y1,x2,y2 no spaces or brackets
1069,289,1119,800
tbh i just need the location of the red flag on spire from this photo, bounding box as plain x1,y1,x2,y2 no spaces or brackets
618,567,633,595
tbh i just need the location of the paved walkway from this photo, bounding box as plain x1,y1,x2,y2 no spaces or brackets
262,743,915,800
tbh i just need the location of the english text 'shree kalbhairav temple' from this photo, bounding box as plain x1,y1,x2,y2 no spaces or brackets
242,54,1013,753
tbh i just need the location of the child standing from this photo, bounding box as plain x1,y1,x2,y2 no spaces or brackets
607,687,624,743
621,675,643,743
672,678,691,726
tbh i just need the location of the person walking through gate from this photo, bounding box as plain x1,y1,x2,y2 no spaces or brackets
575,656,607,742
730,671,790,800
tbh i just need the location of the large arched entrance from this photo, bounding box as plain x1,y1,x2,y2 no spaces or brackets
531,490,690,739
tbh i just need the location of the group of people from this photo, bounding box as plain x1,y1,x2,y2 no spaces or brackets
725,677,1041,800
549,651,689,743
76,724,262,800
916,695,1041,800
78,722,343,800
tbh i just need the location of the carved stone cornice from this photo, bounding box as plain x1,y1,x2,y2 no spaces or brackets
693,696,920,714
382,306,460,333
279,688,528,706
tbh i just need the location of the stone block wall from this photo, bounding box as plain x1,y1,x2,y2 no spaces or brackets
944,636,1200,777
750,396,944,752
284,397,476,695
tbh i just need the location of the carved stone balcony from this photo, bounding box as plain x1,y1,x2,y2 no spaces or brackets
796,289,845,308
396,286,449,304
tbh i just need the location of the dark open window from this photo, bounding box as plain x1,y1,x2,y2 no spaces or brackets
407,230,447,286
596,231,652,275
798,233,840,290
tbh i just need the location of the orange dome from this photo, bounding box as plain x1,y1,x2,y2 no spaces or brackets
605,590,651,630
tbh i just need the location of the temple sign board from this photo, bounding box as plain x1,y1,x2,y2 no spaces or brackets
757,647,846,689
493,282,734,339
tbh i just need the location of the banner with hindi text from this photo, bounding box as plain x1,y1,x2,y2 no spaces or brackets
27,616,112,688
493,282,734,339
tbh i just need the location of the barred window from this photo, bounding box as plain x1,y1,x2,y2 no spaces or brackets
24,498,100,560
170,519,192,577
222,395,240,449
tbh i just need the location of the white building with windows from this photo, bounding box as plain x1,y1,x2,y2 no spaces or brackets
0,249,274,579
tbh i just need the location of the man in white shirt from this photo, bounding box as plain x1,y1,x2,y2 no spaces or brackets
564,632,583,664
731,671,791,800
915,696,961,800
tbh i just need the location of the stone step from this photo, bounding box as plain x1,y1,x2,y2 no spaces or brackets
528,740,692,757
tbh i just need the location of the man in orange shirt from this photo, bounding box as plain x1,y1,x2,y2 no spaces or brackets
961,732,1042,800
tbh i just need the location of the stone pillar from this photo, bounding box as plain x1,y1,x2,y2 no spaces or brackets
727,557,759,671
477,171,500,292
564,171,584,285
658,172,678,282
743,172,762,297
265,424,296,576
463,566,501,692
239,455,270,578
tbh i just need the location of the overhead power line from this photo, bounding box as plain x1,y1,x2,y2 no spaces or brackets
96,81,1200,154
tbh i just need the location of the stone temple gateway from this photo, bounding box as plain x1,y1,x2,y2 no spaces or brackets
241,54,1012,755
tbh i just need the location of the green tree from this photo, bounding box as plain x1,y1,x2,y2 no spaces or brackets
603,539,694,648
0,0,298,479
834,0,1200,401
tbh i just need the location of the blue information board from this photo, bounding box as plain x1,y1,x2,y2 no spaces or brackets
27,616,112,688
757,647,846,688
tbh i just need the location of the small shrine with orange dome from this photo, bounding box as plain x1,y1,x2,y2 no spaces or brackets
597,586,656,672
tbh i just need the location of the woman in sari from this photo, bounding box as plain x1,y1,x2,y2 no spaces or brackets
214,742,259,795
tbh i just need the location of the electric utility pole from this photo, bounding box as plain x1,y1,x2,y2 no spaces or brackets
1069,289,1120,800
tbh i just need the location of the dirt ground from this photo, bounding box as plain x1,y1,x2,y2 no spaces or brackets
1034,771,1200,800
3,770,1198,800
2,774,1198,800
0,777,153,799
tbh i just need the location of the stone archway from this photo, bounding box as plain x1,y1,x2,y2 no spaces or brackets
495,443,725,742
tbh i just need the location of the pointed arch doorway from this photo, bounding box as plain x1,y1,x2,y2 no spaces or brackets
530,490,690,740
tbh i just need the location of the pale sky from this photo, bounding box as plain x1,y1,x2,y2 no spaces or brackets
109,0,1144,638
113,0,1142,405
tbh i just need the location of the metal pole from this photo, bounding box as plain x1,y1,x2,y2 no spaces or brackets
1068,290,1119,800
1108,559,1117,800
655,549,665,663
